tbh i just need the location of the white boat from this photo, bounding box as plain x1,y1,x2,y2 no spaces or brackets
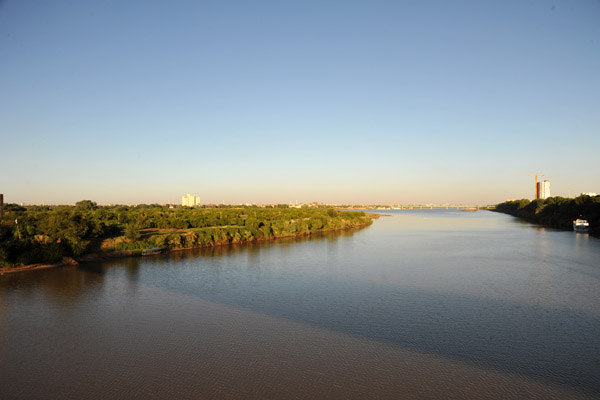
573,219,590,233
142,247,163,256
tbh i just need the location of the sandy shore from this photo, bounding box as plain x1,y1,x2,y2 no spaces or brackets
0,257,78,275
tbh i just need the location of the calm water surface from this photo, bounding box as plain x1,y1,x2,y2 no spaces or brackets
1,210,599,399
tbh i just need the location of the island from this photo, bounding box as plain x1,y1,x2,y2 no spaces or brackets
0,201,374,272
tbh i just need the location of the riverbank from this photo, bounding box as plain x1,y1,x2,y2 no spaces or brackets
494,196,599,235
0,252,133,275
0,221,374,274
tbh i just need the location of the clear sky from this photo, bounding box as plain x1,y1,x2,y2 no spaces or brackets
1,0,599,205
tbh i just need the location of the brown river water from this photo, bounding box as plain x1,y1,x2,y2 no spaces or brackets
1,209,599,399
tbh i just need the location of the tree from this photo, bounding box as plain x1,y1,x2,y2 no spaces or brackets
75,200,97,211
124,221,142,241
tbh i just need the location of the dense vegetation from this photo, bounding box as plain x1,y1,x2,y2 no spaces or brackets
0,201,372,268
494,195,600,232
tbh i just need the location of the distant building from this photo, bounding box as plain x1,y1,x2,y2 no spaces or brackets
537,180,551,199
182,194,201,207
581,192,598,197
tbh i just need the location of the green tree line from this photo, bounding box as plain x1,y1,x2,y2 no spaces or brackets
0,202,372,267
494,195,600,232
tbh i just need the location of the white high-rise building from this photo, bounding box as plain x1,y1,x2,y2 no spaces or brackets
537,180,551,199
182,194,201,207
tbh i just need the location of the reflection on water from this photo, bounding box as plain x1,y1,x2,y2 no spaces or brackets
1,210,599,400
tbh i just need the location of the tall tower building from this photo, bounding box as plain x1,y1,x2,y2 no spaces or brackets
536,181,551,200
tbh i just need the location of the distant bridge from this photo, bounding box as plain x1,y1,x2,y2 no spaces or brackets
343,205,495,211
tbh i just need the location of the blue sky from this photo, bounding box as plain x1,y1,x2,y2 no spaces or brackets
1,0,599,205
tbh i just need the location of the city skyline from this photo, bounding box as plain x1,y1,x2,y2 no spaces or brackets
1,1,599,205
5,182,600,207
1,176,597,206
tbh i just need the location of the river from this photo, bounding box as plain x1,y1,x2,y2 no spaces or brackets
1,209,599,399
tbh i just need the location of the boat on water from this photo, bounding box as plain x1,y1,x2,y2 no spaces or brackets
460,207,478,212
573,219,590,233
142,247,162,256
